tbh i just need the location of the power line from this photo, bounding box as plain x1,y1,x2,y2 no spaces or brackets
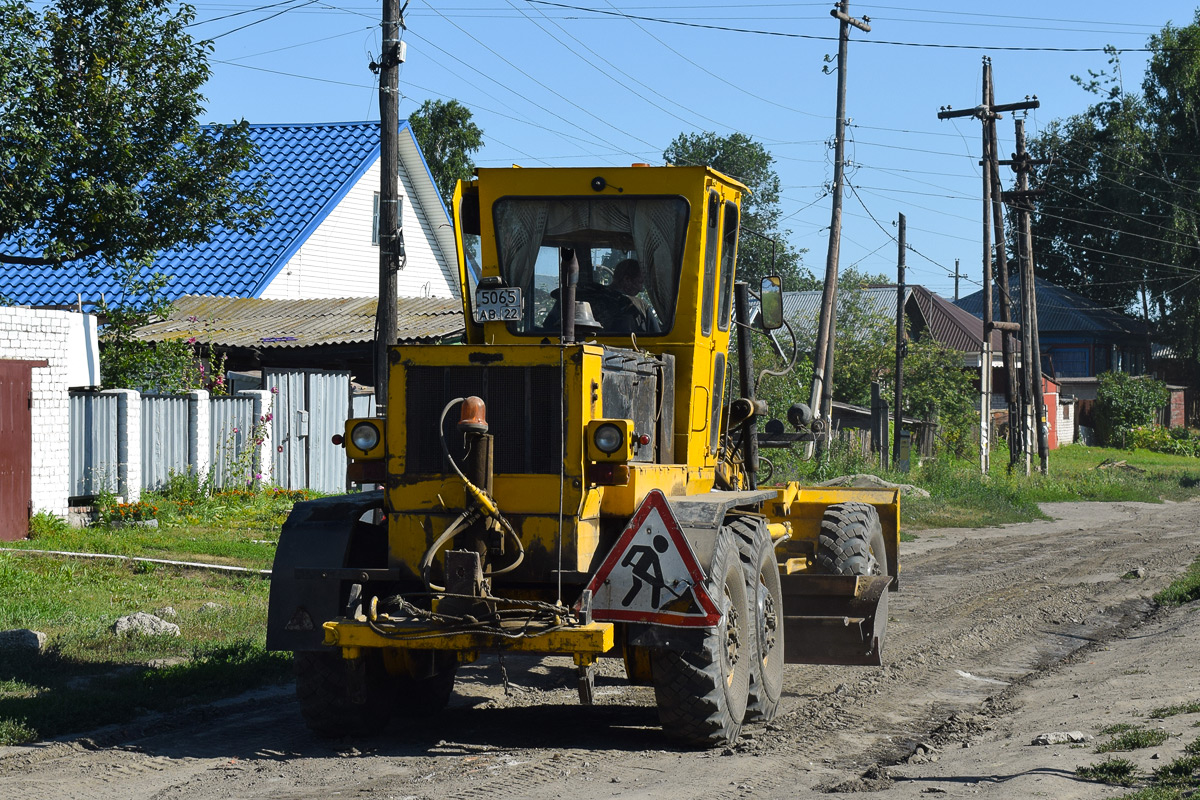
208,0,319,40
525,1,1169,52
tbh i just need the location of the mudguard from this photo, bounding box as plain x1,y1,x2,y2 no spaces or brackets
266,490,384,652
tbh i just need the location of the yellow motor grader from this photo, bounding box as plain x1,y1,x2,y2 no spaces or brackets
267,164,899,746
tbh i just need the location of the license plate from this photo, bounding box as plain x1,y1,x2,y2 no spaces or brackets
473,286,522,323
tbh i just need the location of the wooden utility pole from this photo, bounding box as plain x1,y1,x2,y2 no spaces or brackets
373,0,407,407
810,0,870,455
953,258,960,301
893,213,906,471
1009,118,1049,473
938,57,1037,474
984,70,1023,472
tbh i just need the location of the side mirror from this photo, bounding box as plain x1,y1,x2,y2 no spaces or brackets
760,275,783,331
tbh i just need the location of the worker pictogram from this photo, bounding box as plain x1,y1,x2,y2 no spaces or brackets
581,490,720,627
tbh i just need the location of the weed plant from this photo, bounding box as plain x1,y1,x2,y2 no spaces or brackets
1096,728,1171,753
1153,755,1200,787
1077,757,1140,785
1155,562,1200,608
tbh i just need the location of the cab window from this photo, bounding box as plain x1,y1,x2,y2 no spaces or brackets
492,196,688,336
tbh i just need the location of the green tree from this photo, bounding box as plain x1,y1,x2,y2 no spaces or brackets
1094,371,1170,447
664,132,813,289
408,99,484,206
1029,20,1200,379
98,269,225,394
900,336,978,458
0,0,269,269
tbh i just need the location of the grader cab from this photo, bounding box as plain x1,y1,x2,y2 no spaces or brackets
267,164,899,746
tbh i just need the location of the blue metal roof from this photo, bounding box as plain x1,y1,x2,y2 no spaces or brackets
955,276,1148,336
0,121,390,307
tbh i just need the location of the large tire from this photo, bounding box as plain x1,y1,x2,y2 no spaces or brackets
393,650,458,718
730,516,784,722
295,651,394,737
815,502,887,577
650,528,751,747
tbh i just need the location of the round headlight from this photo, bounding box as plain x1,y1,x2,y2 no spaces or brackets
351,422,380,452
593,422,624,455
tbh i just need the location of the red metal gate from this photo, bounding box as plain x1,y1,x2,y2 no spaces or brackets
0,360,38,541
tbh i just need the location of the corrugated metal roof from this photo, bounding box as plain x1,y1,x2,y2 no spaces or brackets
778,287,909,322
135,295,463,348
909,285,1002,352
0,121,455,307
955,276,1148,335
771,285,998,352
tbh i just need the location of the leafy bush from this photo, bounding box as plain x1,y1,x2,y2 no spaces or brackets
1095,372,1170,448
1131,425,1200,457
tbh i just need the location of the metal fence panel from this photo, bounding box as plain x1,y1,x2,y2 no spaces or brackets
210,395,256,489
306,371,350,493
266,370,308,490
350,392,376,419
141,395,191,491
69,391,118,498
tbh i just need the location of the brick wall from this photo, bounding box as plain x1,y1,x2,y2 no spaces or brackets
0,307,76,518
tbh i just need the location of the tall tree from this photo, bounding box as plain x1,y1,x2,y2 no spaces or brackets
1029,20,1200,376
408,99,484,206
664,132,813,289
0,0,269,269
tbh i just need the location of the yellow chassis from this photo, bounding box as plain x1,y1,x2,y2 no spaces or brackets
323,619,616,667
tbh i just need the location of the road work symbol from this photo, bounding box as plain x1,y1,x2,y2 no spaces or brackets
620,534,677,608
580,490,720,627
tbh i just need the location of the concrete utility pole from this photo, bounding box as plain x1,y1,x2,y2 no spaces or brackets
893,213,906,471
810,0,870,456
373,0,407,407
954,258,960,301
937,57,1037,474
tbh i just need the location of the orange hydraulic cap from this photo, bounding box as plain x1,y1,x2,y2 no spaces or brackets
458,396,489,434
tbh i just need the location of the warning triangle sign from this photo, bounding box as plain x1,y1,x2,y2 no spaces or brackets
581,490,721,628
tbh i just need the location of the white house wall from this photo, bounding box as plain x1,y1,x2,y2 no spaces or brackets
260,158,457,300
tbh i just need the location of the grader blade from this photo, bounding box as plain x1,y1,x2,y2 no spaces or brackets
779,574,892,666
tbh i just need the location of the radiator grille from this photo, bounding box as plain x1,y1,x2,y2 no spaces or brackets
406,365,563,474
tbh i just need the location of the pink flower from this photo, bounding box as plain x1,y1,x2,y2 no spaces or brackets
277,445,284,452
187,336,197,344
270,386,279,394
254,472,263,480
232,427,239,433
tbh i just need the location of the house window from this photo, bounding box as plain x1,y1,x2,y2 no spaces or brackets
373,192,403,246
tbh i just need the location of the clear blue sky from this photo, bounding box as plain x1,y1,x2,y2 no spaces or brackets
189,1,1200,302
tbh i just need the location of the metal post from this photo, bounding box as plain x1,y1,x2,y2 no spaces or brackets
809,1,870,456
893,213,906,471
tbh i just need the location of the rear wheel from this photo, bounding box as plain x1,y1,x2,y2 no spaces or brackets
390,650,458,718
294,650,394,737
730,516,784,722
815,502,887,577
650,527,751,746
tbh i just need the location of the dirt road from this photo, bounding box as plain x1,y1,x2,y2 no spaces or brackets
3,499,1198,800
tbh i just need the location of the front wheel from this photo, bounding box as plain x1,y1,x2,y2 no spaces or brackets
815,502,887,577
650,527,751,746
730,516,784,722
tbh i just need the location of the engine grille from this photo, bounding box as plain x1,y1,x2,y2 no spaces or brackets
405,365,563,474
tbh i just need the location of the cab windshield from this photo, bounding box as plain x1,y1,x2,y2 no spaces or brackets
493,196,689,336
